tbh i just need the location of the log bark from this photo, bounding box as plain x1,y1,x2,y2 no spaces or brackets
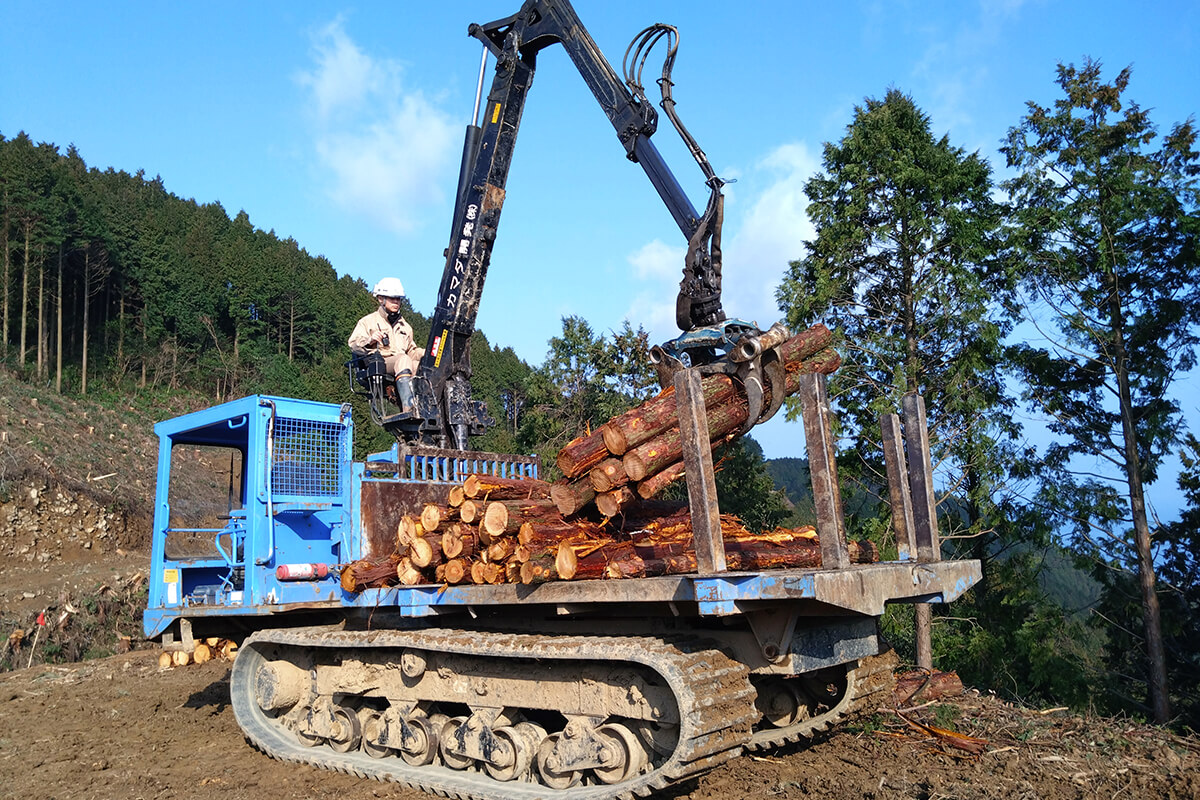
463,474,552,500
556,431,610,479
341,554,402,592
550,479,596,517
623,397,747,482
892,670,965,706
636,461,687,499
599,375,737,456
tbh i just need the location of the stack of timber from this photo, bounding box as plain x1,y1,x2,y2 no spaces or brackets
340,479,878,592
551,323,841,519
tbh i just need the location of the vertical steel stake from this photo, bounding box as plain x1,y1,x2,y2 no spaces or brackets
674,370,726,574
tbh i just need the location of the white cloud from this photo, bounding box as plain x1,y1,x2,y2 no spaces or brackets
296,18,456,234
723,141,819,329
619,142,820,342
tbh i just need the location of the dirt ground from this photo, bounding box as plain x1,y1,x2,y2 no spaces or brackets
3,476,1200,800
2,647,1198,800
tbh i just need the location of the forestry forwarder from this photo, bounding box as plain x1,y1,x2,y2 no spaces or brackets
350,0,788,451
145,4,983,799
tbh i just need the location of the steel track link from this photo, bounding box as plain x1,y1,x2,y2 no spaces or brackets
744,649,899,752
231,625,759,800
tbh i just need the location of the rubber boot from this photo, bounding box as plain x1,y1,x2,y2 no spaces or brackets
395,370,416,414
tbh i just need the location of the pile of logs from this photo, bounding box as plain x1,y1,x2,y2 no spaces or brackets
337,323,866,593
339,476,878,593
550,324,840,519
158,637,238,668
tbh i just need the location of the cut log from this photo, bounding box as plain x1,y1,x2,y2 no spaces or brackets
447,485,465,508
496,498,565,521
470,560,488,584
595,486,636,518
623,395,747,481
397,516,420,549
220,640,238,660
441,523,476,560
458,499,479,525
193,643,212,664
172,650,191,667
636,461,688,499
487,537,516,563
556,431,610,479
483,562,505,584
442,558,468,585
396,557,424,586
465,474,552,500
505,561,522,583
554,542,578,580
550,479,596,517
516,520,604,549
589,458,628,492
158,651,173,669
462,474,481,498
410,536,444,569
341,554,402,592
481,501,510,538
420,504,443,534
520,555,558,585
603,542,647,579
599,374,738,456
892,670,965,706
204,636,221,648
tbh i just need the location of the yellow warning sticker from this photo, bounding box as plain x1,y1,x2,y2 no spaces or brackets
163,569,179,584
492,102,501,124
434,328,448,368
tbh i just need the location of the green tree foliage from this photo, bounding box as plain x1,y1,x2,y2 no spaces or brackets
517,316,656,472
776,89,1088,700
1001,59,1200,723
0,132,371,407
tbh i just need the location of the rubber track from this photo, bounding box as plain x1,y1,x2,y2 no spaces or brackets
231,626,759,800
744,649,899,751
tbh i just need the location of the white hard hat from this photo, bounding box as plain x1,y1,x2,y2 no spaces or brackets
372,277,405,298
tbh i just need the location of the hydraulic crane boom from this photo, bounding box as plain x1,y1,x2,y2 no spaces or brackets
385,0,729,448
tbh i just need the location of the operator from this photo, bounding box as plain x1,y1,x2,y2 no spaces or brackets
348,277,424,410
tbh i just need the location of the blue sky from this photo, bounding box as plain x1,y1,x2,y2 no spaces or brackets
3,1,1198,515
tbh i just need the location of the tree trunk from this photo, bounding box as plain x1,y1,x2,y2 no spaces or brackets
81,251,90,395
1108,273,1170,723
1,202,9,360
20,223,30,366
55,245,63,393
139,306,147,388
37,250,45,379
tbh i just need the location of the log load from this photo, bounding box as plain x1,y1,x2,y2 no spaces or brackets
342,472,878,592
551,325,842,517
334,326,865,592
